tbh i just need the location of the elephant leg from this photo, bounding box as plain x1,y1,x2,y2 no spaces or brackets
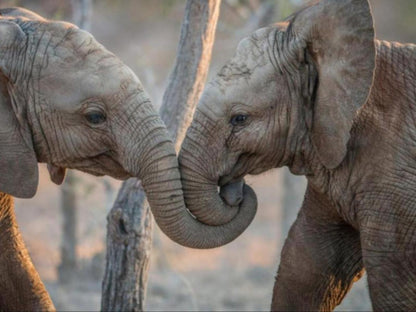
0,193,55,311
360,204,416,311
271,186,363,311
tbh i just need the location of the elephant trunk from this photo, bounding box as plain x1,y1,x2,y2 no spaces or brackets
179,144,240,226
178,116,257,228
123,100,257,249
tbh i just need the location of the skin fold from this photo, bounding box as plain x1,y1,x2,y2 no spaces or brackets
0,7,257,311
178,0,416,310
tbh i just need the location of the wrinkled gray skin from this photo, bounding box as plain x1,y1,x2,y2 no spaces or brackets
0,7,257,311
179,0,416,310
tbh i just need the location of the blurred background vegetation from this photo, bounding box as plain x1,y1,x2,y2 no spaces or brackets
0,0,414,310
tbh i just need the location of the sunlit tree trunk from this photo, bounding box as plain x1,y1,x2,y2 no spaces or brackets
71,0,92,31
58,0,92,285
101,1,221,310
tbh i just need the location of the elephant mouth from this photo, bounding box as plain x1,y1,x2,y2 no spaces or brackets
218,152,271,189
218,153,253,187
217,153,260,207
72,152,131,180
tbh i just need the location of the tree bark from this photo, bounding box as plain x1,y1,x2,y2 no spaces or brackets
101,179,152,311
101,1,221,311
160,0,221,150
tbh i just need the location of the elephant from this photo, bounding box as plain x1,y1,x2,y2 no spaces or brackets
177,0,416,310
0,7,258,311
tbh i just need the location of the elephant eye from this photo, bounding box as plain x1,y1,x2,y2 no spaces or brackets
230,114,248,126
85,111,106,125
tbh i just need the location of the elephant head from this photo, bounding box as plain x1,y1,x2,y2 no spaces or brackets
179,0,375,228
0,7,163,196
0,7,257,249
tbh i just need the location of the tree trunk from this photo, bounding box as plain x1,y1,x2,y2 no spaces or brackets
58,0,92,285
159,0,221,150
58,171,78,284
101,1,221,311
101,179,152,311
71,0,92,31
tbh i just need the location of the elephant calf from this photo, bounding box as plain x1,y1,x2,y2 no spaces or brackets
0,7,179,311
0,7,253,311
178,0,416,310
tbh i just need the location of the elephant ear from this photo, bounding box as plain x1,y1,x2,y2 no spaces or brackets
0,20,38,198
290,0,375,169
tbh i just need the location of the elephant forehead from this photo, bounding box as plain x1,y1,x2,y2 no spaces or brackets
215,34,272,87
41,62,141,111
234,28,272,67
45,26,128,73
41,29,140,107
201,68,276,116
212,46,276,100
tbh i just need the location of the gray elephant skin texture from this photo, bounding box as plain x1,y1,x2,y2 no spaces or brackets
0,7,254,311
178,0,416,310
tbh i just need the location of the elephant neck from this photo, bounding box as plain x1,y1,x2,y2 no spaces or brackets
286,126,363,227
0,192,55,311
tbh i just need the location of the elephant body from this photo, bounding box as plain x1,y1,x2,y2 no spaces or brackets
178,0,416,310
272,40,416,311
0,193,53,310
